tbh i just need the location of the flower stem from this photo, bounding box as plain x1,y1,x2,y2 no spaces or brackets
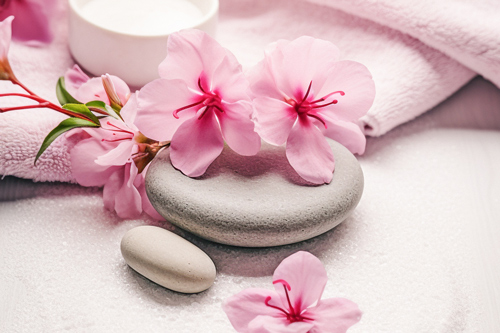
0,92,45,102
0,84,94,122
10,77,36,96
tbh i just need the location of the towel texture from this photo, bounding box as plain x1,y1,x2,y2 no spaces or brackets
0,0,494,182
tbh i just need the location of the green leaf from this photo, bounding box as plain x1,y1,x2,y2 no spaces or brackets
63,103,100,125
34,118,99,165
56,76,81,106
86,100,122,120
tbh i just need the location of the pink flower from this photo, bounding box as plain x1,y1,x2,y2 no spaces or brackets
68,93,164,220
0,0,57,43
135,29,261,177
64,65,131,106
0,16,15,81
249,37,375,184
223,251,362,333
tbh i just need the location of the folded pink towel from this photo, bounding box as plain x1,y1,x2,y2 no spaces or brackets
307,0,500,135
0,0,490,182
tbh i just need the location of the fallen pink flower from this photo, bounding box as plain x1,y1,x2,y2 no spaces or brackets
0,0,57,43
223,251,362,333
64,64,131,106
135,29,261,177
68,93,164,220
249,36,375,184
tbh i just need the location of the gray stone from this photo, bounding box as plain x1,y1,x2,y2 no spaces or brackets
146,140,364,247
121,225,216,293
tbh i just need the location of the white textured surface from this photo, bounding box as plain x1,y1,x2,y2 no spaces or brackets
1,77,499,332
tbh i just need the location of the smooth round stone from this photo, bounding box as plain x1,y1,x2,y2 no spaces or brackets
120,225,216,293
146,140,364,247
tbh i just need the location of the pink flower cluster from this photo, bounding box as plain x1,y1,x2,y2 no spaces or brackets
64,67,164,220
2,13,375,220
135,30,375,184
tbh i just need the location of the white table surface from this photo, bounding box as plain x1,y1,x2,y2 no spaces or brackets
1,77,499,332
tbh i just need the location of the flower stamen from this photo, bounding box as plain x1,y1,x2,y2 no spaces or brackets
173,99,205,119
300,81,313,104
263,279,310,323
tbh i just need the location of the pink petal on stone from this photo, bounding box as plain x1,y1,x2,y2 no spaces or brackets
222,288,285,333
306,298,362,333
135,78,195,141
317,60,375,123
218,101,261,156
318,113,367,155
247,44,286,101
253,97,297,146
211,55,249,103
158,30,228,89
273,37,340,101
273,251,329,315
285,117,335,184
170,111,224,177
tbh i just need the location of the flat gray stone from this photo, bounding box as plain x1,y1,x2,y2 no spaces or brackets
146,139,364,247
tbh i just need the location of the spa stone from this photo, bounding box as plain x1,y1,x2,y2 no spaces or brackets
120,226,216,293
146,139,364,247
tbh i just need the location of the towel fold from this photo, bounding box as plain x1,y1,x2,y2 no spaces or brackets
0,0,494,182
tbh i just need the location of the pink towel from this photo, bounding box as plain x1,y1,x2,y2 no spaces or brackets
1,0,493,182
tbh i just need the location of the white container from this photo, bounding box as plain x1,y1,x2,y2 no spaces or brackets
68,0,218,87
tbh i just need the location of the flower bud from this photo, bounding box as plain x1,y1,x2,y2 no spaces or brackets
101,74,123,111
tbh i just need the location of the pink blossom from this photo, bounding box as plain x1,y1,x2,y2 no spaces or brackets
0,0,57,43
64,64,131,105
68,92,164,220
249,37,375,184
223,251,362,333
0,16,14,81
135,29,261,177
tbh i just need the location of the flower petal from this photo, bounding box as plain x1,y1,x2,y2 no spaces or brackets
103,163,142,219
64,65,90,96
273,36,340,100
253,97,296,146
170,110,224,177
307,298,362,333
73,75,130,105
135,78,195,141
159,30,227,89
2,0,57,43
70,137,120,187
0,16,13,60
318,114,367,155
247,45,286,100
273,252,329,313
222,288,285,333
248,315,314,333
211,55,249,103
95,141,135,167
120,93,139,129
136,171,165,221
218,101,261,156
317,60,375,122
285,117,335,184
